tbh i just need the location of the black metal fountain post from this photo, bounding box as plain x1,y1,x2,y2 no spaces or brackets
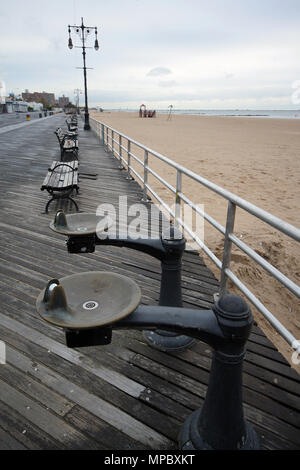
54,209,195,352
37,270,260,450
68,18,99,131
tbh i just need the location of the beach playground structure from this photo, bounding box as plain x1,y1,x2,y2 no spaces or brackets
139,104,156,118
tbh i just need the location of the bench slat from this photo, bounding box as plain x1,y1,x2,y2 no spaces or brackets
41,161,78,191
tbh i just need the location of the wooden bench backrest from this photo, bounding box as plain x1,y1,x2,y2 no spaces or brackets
41,161,79,190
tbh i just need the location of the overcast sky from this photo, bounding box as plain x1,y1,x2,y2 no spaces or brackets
1,0,300,109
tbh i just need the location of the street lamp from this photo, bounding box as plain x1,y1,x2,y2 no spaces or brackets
67,18,99,130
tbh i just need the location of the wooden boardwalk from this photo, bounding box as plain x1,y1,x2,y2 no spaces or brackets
0,115,299,450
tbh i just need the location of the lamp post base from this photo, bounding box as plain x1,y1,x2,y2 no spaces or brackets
179,409,260,450
84,112,90,130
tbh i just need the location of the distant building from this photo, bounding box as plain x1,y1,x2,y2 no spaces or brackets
28,101,43,112
22,90,55,107
1,98,28,113
13,101,29,112
0,97,44,114
58,95,70,107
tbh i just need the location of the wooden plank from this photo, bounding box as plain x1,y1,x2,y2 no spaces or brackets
0,321,180,443
0,426,27,450
0,313,146,399
0,339,173,449
0,380,99,449
64,406,151,450
0,360,74,417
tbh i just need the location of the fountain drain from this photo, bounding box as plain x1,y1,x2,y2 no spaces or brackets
83,301,99,310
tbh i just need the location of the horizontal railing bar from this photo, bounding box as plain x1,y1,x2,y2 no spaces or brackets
176,217,223,269
128,152,144,166
130,166,144,183
179,192,226,235
111,136,120,146
229,234,300,298
144,183,175,218
120,155,128,166
119,143,128,153
91,118,300,243
225,268,297,347
113,150,127,166
147,166,176,194
144,178,223,270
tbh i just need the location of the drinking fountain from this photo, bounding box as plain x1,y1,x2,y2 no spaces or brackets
36,271,260,450
50,210,196,352
39,210,260,449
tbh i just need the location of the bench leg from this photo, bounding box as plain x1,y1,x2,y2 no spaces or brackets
68,196,79,212
44,196,78,213
44,188,79,214
44,197,55,214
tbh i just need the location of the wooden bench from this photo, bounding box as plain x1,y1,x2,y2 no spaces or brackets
66,118,78,132
41,161,79,213
54,128,78,160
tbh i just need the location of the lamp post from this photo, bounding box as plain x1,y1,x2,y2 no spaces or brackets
68,18,99,130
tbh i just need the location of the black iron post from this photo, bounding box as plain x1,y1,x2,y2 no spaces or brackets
68,18,99,131
81,25,90,130
38,277,260,450
118,296,260,449
179,294,260,449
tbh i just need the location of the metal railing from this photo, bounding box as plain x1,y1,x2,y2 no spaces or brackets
90,116,300,350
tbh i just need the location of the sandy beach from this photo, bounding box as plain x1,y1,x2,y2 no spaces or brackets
91,111,300,370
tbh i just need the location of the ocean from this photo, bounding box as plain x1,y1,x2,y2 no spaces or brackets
105,109,300,119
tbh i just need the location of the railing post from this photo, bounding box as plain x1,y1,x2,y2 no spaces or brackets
103,125,107,150
126,140,132,180
111,130,114,156
219,201,236,297
101,124,104,146
119,134,123,169
175,169,182,228
142,150,149,201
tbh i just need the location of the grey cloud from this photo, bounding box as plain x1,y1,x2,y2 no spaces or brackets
147,67,172,77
